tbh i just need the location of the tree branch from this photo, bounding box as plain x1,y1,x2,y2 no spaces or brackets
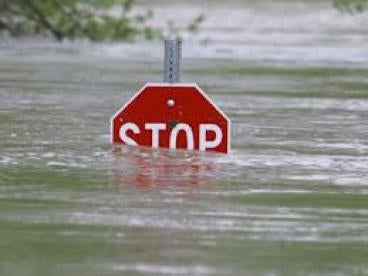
22,0,64,40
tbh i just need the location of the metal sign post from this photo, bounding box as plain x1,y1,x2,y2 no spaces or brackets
164,39,182,83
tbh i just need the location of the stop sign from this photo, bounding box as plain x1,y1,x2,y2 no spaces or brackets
111,83,230,154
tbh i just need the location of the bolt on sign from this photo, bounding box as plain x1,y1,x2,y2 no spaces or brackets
111,40,230,154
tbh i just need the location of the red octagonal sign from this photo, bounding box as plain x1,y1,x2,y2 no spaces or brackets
111,83,230,154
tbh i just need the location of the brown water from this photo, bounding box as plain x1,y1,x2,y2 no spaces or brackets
1,1,368,275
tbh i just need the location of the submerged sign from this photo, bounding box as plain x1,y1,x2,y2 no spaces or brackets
111,83,230,154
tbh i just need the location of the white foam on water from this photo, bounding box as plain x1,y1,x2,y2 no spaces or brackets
46,161,87,168
104,263,216,275
0,156,15,165
86,0,368,66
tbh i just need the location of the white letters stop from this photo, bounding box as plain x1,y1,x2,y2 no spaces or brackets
119,122,223,151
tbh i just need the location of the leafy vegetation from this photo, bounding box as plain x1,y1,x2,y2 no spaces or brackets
333,0,367,12
0,0,159,41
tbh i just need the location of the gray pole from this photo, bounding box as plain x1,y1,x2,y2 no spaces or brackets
164,39,182,83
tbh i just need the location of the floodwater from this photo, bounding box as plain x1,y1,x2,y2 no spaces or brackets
1,0,368,275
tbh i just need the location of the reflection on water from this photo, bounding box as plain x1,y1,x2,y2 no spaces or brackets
112,146,219,188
